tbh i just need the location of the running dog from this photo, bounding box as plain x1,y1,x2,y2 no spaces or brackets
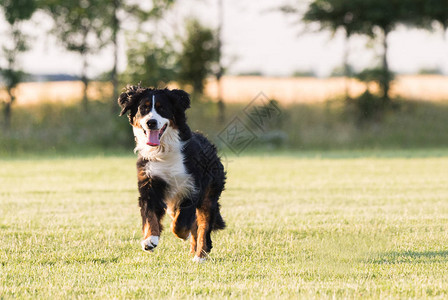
118,85,226,262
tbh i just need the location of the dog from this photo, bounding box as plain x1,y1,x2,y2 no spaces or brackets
118,85,226,262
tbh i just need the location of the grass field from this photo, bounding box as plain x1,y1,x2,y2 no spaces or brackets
1,151,448,298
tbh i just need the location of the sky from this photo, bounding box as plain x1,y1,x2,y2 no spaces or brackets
1,0,448,78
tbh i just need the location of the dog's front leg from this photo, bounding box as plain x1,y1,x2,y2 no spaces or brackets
140,203,163,252
137,159,166,252
141,211,160,251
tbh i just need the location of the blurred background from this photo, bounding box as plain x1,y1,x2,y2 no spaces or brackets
1,0,448,156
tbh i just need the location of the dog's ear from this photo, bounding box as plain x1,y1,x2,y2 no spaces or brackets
118,85,146,121
168,89,191,111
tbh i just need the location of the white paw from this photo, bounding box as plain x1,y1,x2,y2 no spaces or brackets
141,236,159,252
192,255,206,263
186,232,191,240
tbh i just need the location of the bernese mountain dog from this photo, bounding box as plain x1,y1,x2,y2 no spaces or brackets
118,85,226,262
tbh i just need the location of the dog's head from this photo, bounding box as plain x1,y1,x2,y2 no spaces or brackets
118,85,190,147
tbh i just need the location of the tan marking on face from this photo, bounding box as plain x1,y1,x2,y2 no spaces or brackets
169,119,177,129
132,114,143,128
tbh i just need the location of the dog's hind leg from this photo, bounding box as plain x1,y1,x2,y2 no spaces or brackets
193,184,226,262
171,201,196,240
193,191,214,262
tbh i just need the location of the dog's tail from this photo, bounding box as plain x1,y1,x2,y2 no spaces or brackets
213,206,226,230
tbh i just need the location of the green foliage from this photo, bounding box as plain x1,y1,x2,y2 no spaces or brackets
357,0,407,33
137,0,176,19
419,0,448,29
351,68,395,119
122,33,177,87
355,67,393,84
0,65,26,90
301,0,423,36
237,71,263,76
43,0,113,55
0,0,36,24
123,17,219,95
0,0,38,127
291,69,316,77
301,0,407,104
42,0,117,111
177,19,219,95
356,67,394,94
330,64,355,77
418,67,443,75
119,1,180,88
302,0,368,36
348,91,386,122
296,0,448,107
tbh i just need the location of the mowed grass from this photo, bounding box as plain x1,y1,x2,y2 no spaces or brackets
1,152,448,298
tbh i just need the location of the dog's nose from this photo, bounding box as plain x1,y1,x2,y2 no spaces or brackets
147,119,157,129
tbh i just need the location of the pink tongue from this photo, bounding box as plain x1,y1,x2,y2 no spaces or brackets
147,130,161,146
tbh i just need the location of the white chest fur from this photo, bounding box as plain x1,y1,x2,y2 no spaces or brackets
134,126,196,209
144,151,195,201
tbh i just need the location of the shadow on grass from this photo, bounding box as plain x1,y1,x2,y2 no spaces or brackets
370,250,448,265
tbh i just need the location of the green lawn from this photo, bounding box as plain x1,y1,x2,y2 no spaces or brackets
1,151,448,298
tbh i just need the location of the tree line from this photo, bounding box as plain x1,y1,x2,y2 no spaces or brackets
0,0,221,128
282,0,448,119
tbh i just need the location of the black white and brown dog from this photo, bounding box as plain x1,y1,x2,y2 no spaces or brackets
118,85,226,262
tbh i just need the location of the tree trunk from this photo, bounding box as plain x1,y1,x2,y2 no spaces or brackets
3,98,12,129
216,0,225,123
81,54,89,113
343,31,351,102
217,73,225,123
111,0,120,113
3,87,16,129
381,29,390,105
443,25,447,75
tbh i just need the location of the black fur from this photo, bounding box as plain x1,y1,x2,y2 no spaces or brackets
118,86,225,257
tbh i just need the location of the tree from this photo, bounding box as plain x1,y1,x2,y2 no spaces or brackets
122,33,177,87
285,0,417,104
177,19,219,96
216,0,225,122
283,0,368,99
44,0,113,112
0,0,37,128
422,0,448,31
108,0,175,111
420,0,448,74
355,0,407,104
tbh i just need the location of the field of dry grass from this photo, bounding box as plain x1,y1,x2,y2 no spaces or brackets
0,81,113,105
2,75,448,106
207,75,448,103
